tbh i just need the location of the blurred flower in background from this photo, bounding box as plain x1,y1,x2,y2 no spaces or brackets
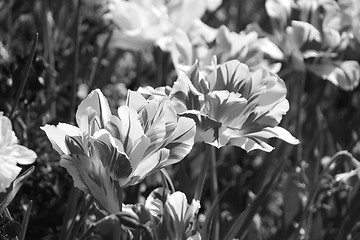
170,24,284,75
248,0,360,90
0,112,37,193
98,0,223,51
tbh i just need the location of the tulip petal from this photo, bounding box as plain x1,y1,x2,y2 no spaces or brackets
229,136,275,152
41,124,82,155
128,136,151,174
76,89,112,129
126,90,148,113
0,115,17,147
206,60,251,93
170,74,203,113
0,160,21,193
0,145,37,165
130,148,170,185
164,191,188,239
145,187,169,223
117,106,145,154
162,117,196,166
244,126,300,145
204,91,248,128
91,130,132,181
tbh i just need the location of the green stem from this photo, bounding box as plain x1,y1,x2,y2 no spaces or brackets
19,200,32,240
8,33,38,119
296,71,306,164
210,147,220,240
194,144,212,201
292,151,355,239
69,195,93,239
69,0,81,123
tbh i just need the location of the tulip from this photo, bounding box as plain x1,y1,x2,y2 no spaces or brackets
42,89,195,213
0,113,37,192
139,60,299,152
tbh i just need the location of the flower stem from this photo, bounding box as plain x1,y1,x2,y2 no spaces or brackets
19,200,32,240
296,71,306,164
194,144,212,201
210,147,220,240
69,0,81,123
8,33,38,119
292,151,354,239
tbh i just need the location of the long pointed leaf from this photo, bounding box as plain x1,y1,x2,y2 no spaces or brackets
224,157,287,240
0,167,34,214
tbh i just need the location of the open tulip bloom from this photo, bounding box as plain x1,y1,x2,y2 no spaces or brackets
0,113,37,193
41,89,196,214
139,59,300,152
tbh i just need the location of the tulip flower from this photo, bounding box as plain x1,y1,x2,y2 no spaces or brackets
139,60,299,152
41,89,195,213
0,113,37,193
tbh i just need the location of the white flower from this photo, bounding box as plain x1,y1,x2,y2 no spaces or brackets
0,113,37,192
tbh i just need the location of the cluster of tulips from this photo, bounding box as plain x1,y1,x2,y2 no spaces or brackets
1,0,360,239
39,59,299,239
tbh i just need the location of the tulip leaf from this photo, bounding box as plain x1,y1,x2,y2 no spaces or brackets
223,157,286,240
0,166,34,215
200,185,230,240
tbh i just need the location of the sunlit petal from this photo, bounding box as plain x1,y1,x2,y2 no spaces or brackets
116,106,144,153
161,117,196,166
129,148,170,185
91,129,132,181
0,145,37,165
0,160,21,193
0,113,17,147
76,89,112,129
41,123,81,155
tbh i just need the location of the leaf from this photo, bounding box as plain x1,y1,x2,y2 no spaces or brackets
223,158,287,240
0,166,34,214
307,60,360,90
283,175,302,231
200,186,230,240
